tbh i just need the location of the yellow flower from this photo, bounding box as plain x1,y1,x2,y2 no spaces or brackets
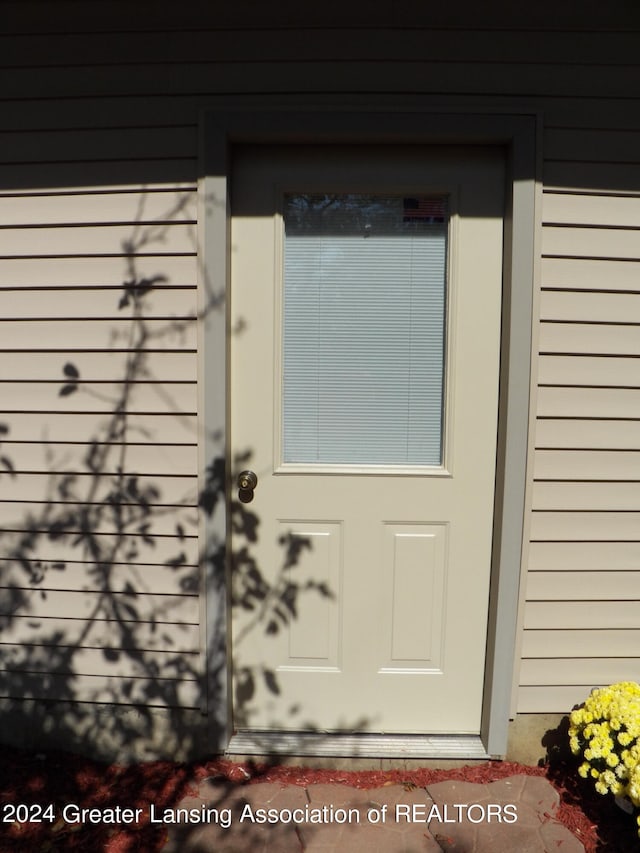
570,709,584,726
569,681,640,804
569,682,640,803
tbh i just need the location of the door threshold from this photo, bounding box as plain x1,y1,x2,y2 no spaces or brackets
226,732,490,760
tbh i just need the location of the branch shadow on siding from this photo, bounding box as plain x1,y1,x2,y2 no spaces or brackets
0,190,340,768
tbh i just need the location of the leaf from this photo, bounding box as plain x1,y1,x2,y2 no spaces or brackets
57,474,77,500
85,440,100,472
62,362,80,379
179,575,198,594
0,455,15,476
309,580,334,599
198,457,225,518
273,605,288,625
235,668,255,705
59,383,78,397
281,582,297,617
119,602,139,621
47,523,67,541
137,275,166,294
119,274,167,310
263,669,281,696
139,524,155,546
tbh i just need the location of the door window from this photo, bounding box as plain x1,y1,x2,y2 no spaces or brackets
282,193,448,466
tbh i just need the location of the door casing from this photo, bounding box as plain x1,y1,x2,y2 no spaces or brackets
199,107,539,758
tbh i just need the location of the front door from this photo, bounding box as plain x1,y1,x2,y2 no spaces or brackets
230,145,504,735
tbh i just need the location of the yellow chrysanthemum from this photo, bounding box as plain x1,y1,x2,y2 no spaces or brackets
568,682,640,809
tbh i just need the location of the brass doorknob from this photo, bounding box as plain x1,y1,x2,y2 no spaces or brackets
237,470,258,491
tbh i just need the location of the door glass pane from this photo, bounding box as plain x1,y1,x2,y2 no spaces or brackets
282,193,448,466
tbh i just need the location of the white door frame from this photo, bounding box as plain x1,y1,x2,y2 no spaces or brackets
199,107,539,759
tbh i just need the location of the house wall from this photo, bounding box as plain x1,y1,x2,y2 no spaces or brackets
1,0,639,759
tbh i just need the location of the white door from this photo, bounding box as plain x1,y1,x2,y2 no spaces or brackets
230,145,504,734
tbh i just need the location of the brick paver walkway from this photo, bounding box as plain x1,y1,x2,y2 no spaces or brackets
161,774,584,852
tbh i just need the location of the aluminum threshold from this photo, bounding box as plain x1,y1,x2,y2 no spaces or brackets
227,732,490,760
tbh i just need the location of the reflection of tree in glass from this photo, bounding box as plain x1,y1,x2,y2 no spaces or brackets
284,193,447,235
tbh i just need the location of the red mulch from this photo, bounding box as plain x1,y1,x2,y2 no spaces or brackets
0,748,637,852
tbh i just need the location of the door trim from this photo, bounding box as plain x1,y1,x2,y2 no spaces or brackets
199,106,539,758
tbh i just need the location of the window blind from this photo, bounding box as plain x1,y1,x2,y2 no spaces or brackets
282,193,448,466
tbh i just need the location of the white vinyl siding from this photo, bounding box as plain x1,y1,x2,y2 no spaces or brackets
521,180,640,713
0,183,200,712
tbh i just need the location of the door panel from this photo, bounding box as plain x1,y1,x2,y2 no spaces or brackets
230,145,504,734
381,522,447,669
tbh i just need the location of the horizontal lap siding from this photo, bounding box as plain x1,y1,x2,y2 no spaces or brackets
0,173,201,709
2,6,639,721
521,144,640,710
0,671,200,708
0,558,198,597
